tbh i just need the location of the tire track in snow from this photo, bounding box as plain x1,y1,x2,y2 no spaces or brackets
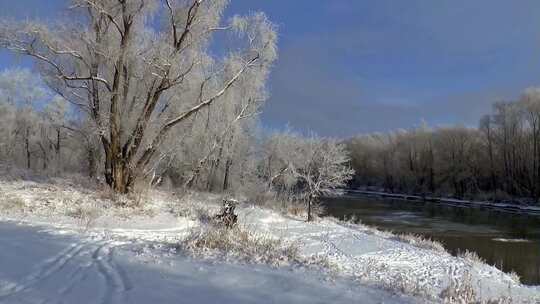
93,243,131,304
57,250,95,296
108,247,133,292
0,241,87,300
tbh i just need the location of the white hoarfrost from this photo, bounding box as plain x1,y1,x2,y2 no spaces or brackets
1,177,539,303
238,207,540,302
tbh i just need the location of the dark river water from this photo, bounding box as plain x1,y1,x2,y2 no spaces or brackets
323,194,540,286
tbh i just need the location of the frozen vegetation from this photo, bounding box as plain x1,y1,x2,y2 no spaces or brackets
1,176,539,303
1,0,539,303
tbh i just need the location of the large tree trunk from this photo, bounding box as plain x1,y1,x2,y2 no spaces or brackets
104,144,134,194
222,158,232,191
25,127,31,170
112,163,131,193
208,143,225,192
109,161,133,193
38,143,47,170
87,145,96,179
307,194,314,222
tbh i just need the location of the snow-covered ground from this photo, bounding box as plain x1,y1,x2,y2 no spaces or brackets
0,221,417,304
1,177,539,303
238,207,540,302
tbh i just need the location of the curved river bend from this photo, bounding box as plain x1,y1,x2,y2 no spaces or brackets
323,195,540,286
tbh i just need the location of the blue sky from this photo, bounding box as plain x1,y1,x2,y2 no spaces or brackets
2,1,540,136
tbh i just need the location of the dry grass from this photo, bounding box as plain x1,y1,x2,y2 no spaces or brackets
179,224,300,267
459,250,486,264
95,185,119,202
439,269,519,304
440,270,478,304
393,233,446,252
168,194,217,223
283,200,327,221
485,297,513,304
310,201,327,217
390,271,431,297
343,214,360,224
239,181,275,206
127,178,152,207
508,271,521,284
1,195,26,213
287,202,306,218
64,202,102,230
351,256,432,298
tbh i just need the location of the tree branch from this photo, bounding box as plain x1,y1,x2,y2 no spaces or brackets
135,55,259,172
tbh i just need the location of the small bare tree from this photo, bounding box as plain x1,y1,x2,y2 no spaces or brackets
266,132,354,221
0,0,277,193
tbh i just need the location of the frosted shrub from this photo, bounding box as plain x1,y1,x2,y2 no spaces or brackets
310,201,327,218
393,233,446,252
168,197,215,223
391,271,430,297
95,185,121,204
180,225,300,266
508,271,521,284
459,250,485,264
239,179,274,206
127,178,152,207
286,200,307,218
440,270,477,304
65,202,101,230
344,214,359,224
1,196,26,213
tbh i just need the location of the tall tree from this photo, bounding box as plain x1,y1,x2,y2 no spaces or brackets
0,0,277,193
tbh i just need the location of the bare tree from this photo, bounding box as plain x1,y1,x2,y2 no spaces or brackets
266,132,354,221
0,0,277,193
0,69,47,169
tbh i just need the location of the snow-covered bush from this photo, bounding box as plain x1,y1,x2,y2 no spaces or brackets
286,200,307,218
508,271,521,285
180,225,300,266
439,265,517,303
459,250,486,265
393,233,446,252
1,195,26,213
237,178,275,206
440,270,478,303
64,202,101,230
168,194,217,223
127,178,153,207
284,199,326,220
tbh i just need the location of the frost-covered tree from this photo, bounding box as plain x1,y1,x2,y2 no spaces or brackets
346,87,540,202
265,132,354,221
0,99,16,161
37,96,69,171
0,68,47,169
0,67,107,177
0,0,277,193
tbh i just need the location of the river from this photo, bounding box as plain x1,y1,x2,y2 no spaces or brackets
323,194,540,285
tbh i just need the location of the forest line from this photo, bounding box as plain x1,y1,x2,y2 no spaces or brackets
347,88,540,204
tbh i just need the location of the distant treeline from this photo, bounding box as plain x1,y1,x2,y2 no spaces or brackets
346,88,540,203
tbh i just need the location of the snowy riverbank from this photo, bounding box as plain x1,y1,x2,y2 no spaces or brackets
1,178,539,303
